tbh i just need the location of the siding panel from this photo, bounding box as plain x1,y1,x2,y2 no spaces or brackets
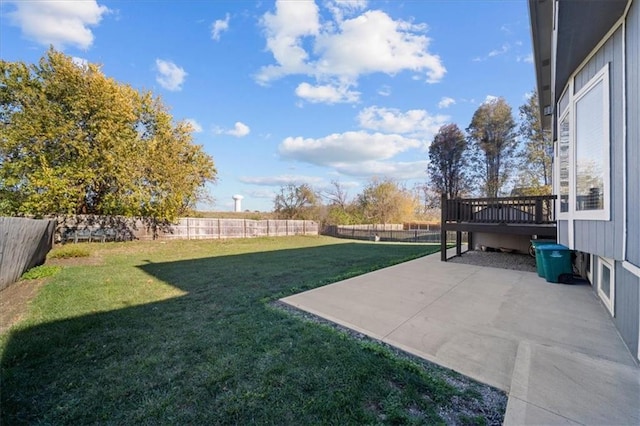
572,27,624,260
626,0,640,266
614,264,640,360
558,220,569,246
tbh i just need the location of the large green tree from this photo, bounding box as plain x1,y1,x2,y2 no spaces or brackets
467,97,517,197
356,178,416,224
515,90,552,195
273,183,319,220
427,123,471,200
0,49,216,220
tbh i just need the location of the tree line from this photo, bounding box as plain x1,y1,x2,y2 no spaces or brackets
1,49,550,225
275,95,551,224
428,95,551,201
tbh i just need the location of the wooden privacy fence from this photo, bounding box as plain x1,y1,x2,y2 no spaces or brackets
0,217,55,290
54,216,319,242
165,218,318,240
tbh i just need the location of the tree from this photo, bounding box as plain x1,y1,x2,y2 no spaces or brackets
0,48,216,220
273,183,319,219
320,180,362,225
427,123,471,199
467,97,517,197
515,90,552,195
356,178,416,224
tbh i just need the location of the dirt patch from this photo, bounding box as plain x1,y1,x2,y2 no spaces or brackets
1,256,102,334
45,255,103,267
448,250,537,273
0,278,47,334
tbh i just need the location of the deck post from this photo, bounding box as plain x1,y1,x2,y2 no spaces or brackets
456,231,462,256
535,198,543,224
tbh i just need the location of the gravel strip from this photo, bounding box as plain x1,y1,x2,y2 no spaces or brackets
447,250,537,273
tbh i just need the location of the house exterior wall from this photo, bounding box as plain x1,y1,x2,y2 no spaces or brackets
568,27,625,260
553,2,639,362
558,220,569,244
614,263,639,360
626,0,640,267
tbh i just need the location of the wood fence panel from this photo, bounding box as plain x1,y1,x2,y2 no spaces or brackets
0,217,56,290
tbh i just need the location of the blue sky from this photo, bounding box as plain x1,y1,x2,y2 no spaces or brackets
1,0,535,212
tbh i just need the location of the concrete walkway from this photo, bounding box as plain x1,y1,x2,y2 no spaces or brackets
281,250,639,425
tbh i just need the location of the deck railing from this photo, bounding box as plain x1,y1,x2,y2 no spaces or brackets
442,194,556,224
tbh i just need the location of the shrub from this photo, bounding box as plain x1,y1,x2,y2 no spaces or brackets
21,265,62,280
48,245,91,259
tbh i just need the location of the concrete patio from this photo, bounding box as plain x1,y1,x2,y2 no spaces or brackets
281,250,639,425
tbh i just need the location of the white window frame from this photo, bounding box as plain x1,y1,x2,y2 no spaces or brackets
572,64,611,221
555,64,611,222
597,256,615,316
555,106,571,220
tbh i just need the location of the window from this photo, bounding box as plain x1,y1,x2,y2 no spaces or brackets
597,257,615,316
555,64,610,220
558,114,570,213
574,65,609,218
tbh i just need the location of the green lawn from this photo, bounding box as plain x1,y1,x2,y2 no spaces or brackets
1,236,503,425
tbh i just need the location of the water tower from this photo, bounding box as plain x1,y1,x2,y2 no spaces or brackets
232,195,244,212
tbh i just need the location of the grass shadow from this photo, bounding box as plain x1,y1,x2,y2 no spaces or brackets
1,240,502,424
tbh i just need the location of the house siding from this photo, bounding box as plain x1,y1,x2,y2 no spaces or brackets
626,0,640,267
614,263,640,360
571,27,625,260
558,220,569,245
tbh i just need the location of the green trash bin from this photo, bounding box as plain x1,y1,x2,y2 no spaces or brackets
538,244,573,283
531,239,556,277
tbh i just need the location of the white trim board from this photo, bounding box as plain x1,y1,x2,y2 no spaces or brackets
622,261,640,278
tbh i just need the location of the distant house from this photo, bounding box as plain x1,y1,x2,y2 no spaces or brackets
529,0,639,362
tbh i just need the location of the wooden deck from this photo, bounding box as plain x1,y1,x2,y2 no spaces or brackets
440,195,557,261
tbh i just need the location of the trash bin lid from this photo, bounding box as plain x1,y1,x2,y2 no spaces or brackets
537,243,570,251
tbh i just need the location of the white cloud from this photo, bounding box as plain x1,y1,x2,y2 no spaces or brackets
488,43,510,57
256,1,445,104
295,82,360,104
211,13,230,41
279,131,420,166
474,43,511,62
257,0,320,83
239,175,325,186
377,85,391,96
518,53,534,63
185,118,203,133
215,122,251,137
246,189,278,199
227,122,250,137
325,0,368,22
314,11,443,82
155,59,187,91
483,95,499,104
333,160,429,180
71,56,89,68
438,97,456,109
7,0,109,49
357,106,448,140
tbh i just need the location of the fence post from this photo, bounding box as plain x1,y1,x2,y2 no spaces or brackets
218,218,221,239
